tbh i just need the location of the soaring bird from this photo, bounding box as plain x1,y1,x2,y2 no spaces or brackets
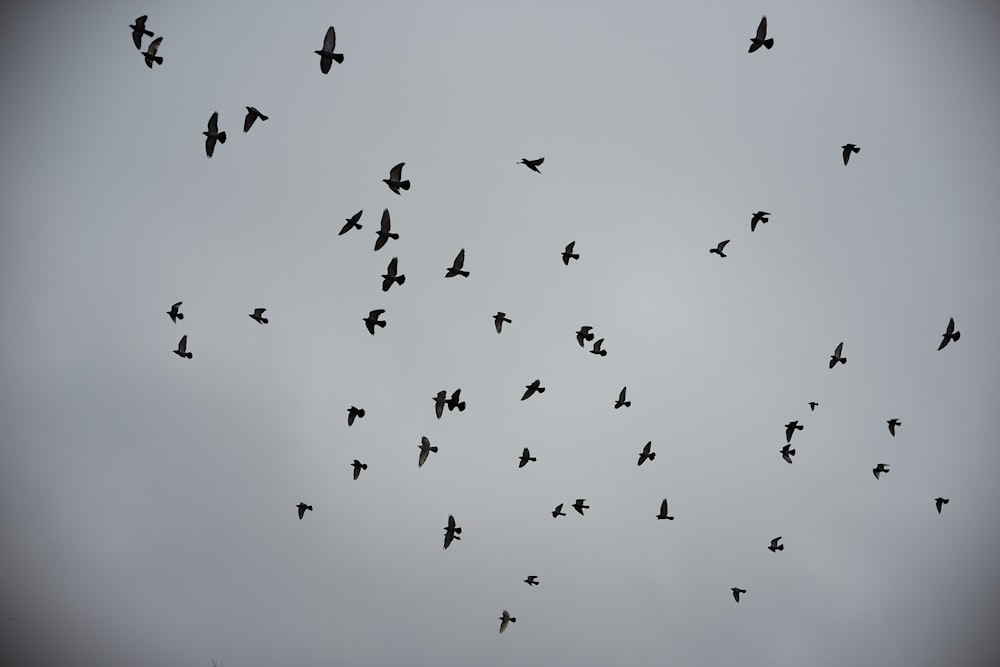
445,249,469,277
710,240,730,257
351,459,367,480
130,15,153,49
315,26,344,73
142,36,163,68
938,317,961,350
732,587,747,603
519,157,544,173
842,144,860,165
296,502,312,520
829,342,847,368
383,162,410,194
363,309,386,335
615,386,631,409
498,610,516,634
887,418,901,437
873,463,890,479
374,209,398,251
768,537,784,552
935,497,949,514
521,379,545,400
493,312,511,333
381,257,405,292
572,499,589,515
656,499,674,520
576,326,595,347
518,448,536,468
340,210,363,235
590,339,607,357
562,241,579,265
443,514,462,549
243,106,269,132
166,301,183,323
433,390,447,419
418,436,438,468
637,441,656,466
808,401,819,411
446,389,466,412
750,211,770,232
347,406,365,426
173,335,193,359
748,16,773,52
524,575,540,586
249,308,268,325
203,111,226,158
784,420,803,443
780,444,796,464
552,503,566,518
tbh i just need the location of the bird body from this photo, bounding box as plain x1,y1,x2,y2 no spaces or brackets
784,420,803,443
518,447,536,468
243,106,269,132
340,210,363,235
842,144,861,165
364,309,386,335
552,503,566,518
173,335,193,359
521,379,545,400
873,463,890,479
433,390,447,419
887,418,901,436
768,537,784,552
524,575,539,586
829,342,847,368
374,209,398,251
142,36,163,68
808,401,819,411
748,16,773,52
732,587,746,602
935,497,949,514
493,311,511,333
296,502,313,520
750,211,770,232
637,441,656,466
590,339,607,356
615,387,631,409
167,301,183,323
347,406,365,426
130,15,153,49
445,248,469,277
383,162,410,194
576,326,595,347
203,111,226,158
656,498,674,520
249,307,268,325
381,257,405,292
498,610,516,634
562,241,579,265
519,157,544,172
418,436,438,468
351,459,368,480
446,389,466,412
938,317,961,350
443,514,462,549
780,444,796,464
710,240,730,257
315,26,344,73
572,499,589,515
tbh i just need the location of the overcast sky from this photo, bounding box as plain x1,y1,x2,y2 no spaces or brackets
2,1,1000,666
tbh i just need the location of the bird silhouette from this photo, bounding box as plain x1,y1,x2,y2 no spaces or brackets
249,308,268,325
173,335,193,359
572,499,589,515
768,537,784,552
780,444,796,464
166,301,183,323
732,587,747,603
938,317,961,350
808,401,819,411
142,36,163,68
521,379,545,400
518,447,536,468
418,436,438,468
445,249,469,278
373,209,398,251
590,339,607,356
519,157,544,173
446,389,466,412
243,106,269,133
340,210,363,235
748,16,773,52
656,498,674,520
443,514,462,549
750,211,770,232
498,610,516,634
842,144,861,165
552,503,566,518
351,459,368,480
347,406,365,426
576,326,595,347
887,418,901,437
381,257,405,292
363,309,386,335
784,420,803,443
433,390,447,419
562,241,579,265
873,463,890,479
524,575,540,586
829,342,847,368
203,111,226,158
637,441,656,466
383,162,410,194
615,386,631,409
710,240,730,257
935,497,949,514
493,312,511,333
130,15,153,49
315,26,344,73
296,502,312,520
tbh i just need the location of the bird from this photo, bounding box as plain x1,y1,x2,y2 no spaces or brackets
249,308,268,325
373,209,398,251
590,339,607,356
710,240,730,257
142,36,163,68
203,112,226,158
166,301,183,323
938,317,961,350
493,312,511,333
519,157,544,172
562,241,579,265
130,15,153,49
498,610,516,634
873,463,890,479
340,210,363,235
887,418,901,437
445,249,469,278
518,448,536,468
750,211,770,232
656,499,674,520
748,15,773,52
829,342,847,368
418,436,438,468
637,441,656,466
296,502,312,520
780,444,796,464
173,335,193,359
363,309,386,335
446,389,466,412
614,387,631,409
433,390,447,419
521,379,545,400
784,420,803,443
381,257,405,292
315,26,344,73
524,575,540,586
768,537,784,552
383,162,410,194
243,106,269,133
842,144,861,165
443,514,462,549
935,497,949,514
732,587,747,603
572,499,589,515
576,326,595,347
552,503,566,518
351,459,367,480
347,406,365,426
808,401,819,411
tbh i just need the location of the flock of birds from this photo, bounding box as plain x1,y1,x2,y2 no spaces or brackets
134,13,962,634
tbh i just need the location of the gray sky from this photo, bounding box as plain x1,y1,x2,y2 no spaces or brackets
2,1,1000,665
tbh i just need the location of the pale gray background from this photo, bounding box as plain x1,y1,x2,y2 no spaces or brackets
2,1,999,665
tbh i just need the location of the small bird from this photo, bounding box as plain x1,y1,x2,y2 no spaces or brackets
768,537,784,552
383,162,410,195
524,575,540,586
418,436,438,468
347,406,365,426
493,312,511,333
938,317,961,350
637,441,656,466
572,499,589,515
351,459,367,480
750,211,770,232
552,503,566,518
243,106,269,133
519,157,544,173
296,502,313,520
203,111,227,158
656,498,674,520
521,379,545,400
166,301,183,323
710,240,730,257
363,309,386,335
590,339,607,356
784,420,803,443
381,257,405,292
142,36,163,68
562,241,580,265
443,514,462,549
249,308,268,325
780,444,796,464
498,610,516,634
518,447,536,468
732,587,747,603
173,335,193,359
887,418,901,437
873,463,890,479
576,326,595,347
130,15,153,49
842,144,861,165
315,26,344,73
445,248,469,277
829,342,847,368
808,401,819,411
935,497,949,514
446,389,466,412
373,209,398,251
433,390,447,419
748,15,773,53
614,386,631,409
340,210,363,235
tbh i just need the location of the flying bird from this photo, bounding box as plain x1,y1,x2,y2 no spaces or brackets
381,257,405,292
363,309,386,335
166,301,183,323
887,418,901,437
518,448,536,468
340,210,363,235
519,157,544,173
243,106,269,132
493,312,511,333
524,575,539,586
315,26,344,73
784,420,803,443
203,111,226,158
521,379,545,401
552,503,566,518
935,497,949,514
142,36,163,68
562,241,579,265
446,389,466,412
780,444,796,464
296,502,312,520
576,326,595,347
842,144,860,165
873,463,890,479
732,587,747,603
249,308,268,325
572,499,589,515
443,514,462,549
351,459,368,480
373,209,398,251
710,240,730,257
829,342,847,368
433,390,447,419
445,248,469,277
750,211,770,232
347,406,365,426
418,436,438,468
768,537,784,552
938,317,961,350
656,499,674,520
808,401,819,411
383,162,410,195
614,387,631,409
130,15,153,49
748,15,773,52
637,441,656,466
173,335,193,359
590,339,607,357
498,610,516,634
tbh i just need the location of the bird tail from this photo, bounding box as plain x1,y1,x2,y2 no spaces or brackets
789,449,795,456
361,463,368,470
186,352,193,359
389,233,399,240
454,527,462,535
430,446,438,453
840,358,847,364
399,180,410,190
377,321,386,328
143,28,154,37
599,350,607,356
459,270,469,277
177,313,184,320
571,253,579,260
261,318,269,324
537,387,545,393
509,617,516,623
217,132,227,144
458,402,466,411
777,544,784,550
307,505,313,511
853,146,860,154
397,275,406,286
332,53,344,64
764,38,774,49
357,409,366,418
953,331,961,341
648,452,656,460
624,401,631,407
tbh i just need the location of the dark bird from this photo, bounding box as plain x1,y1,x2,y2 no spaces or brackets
493,311,511,333
524,575,539,586
656,498,674,520
315,26,344,73
381,257,405,292
829,342,847,368
363,309,386,335
418,436,438,468
173,335,193,359
552,503,566,518
590,339,607,357
519,157,544,173
768,537,784,552
347,406,365,426
784,420,803,443
249,307,268,325
842,144,860,165
351,459,367,480
296,502,312,520
750,211,770,232
748,15,773,52
243,106,269,133
780,444,796,464
443,514,462,549
340,210,363,235
887,418,901,437
576,326,595,347
383,162,410,194
562,241,580,265
166,301,183,323
130,15,153,49
572,499,589,515
142,36,163,68
518,447,536,468
710,239,730,257
498,610,516,634
873,463,890,479
521,379,545,400
446,388,466,412
808,401,819,411
614,386,631,409
433,390,447,419
373,209,398,251
203,111,226,158
938,317,961,350
445,248,469,277
637,441,656,466
732,587,747,603
935,497,949,514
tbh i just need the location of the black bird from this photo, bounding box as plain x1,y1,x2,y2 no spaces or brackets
383,162,410,194
519,157,544,173
315,26,344,73
873,463,890,479
524,575,540,586
750,211,770,232
518,447,536,468
637,441,656,466
363,309,386,335
656,498,674,520
590,339,607,356
780,444,796,464
166,301,183,323
446,388,466,412
562,241,579,265
768,537,784,552
887,418,901,437
572,499,589,515
249,307,268,325
243,106,269,133
829,342,847,368
433,390,447,419
443,514,462,549
445,249,469,278
498,610,516,634
938,317,961,350
296,502,312,520
935,497,949,514
576,326,595,347
493,311,511,333
374,209,398,251
784,420,803,443
173,335,193,359
130,15,153,49
142,36,163,68
808,401,819,411
381,257,405,292
351,459,367,480
521,379,545,400
340,210,363,235
418,436,438,468
347,406,365,426
842,144,860,165
614,386,631,409
732,587,747,603
748,15,773,52
710,240,730,257
203,112,226,158
552,503,566,518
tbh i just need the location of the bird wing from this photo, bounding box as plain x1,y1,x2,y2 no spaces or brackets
756,16,767,41
253,308,265,317
379,208,390,233
418,447,429,467
534,158,544,166
946,317,955,334
435,395,445,418
147,36,162,56
495,314,503,333
521,387,532,400
452,248,465,270
660,499,668,514
751,217,758,232
565,241,575,253
324,26,336,52
618,387,627,402
443,531,453,549
177,335,187,352
718,240,730,250
389,162,405,181
387,256,398,275
842,145,851,165
171,301,182,310
642,441,652,455
298,505,305,519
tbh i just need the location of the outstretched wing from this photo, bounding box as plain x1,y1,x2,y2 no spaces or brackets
834,342,844,357
756,16,768,41
946,317,955,335
323,26,336,52
453,248,465,270
207,111,219,133
389,162,405,181
147,36,162,56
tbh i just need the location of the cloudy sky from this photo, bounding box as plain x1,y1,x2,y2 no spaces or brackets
2,1,999,665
